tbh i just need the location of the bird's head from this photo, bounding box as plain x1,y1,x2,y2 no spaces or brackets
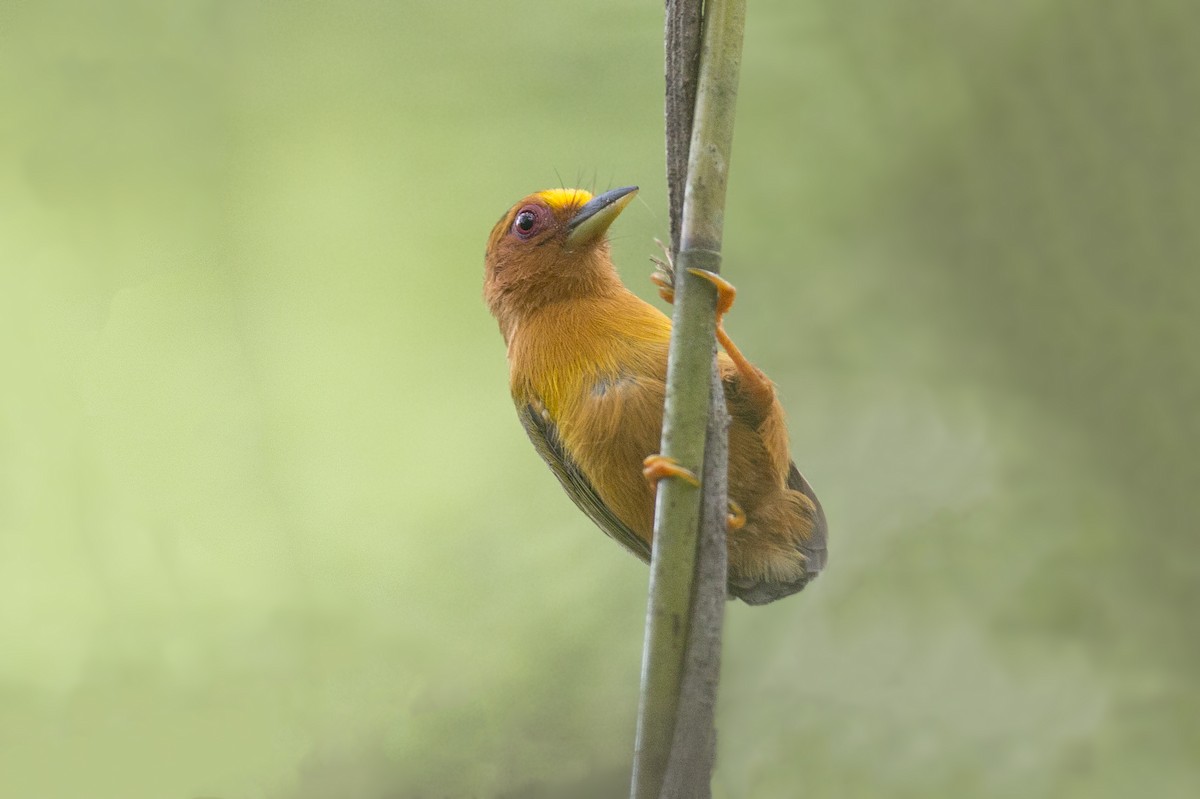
484,185,638,338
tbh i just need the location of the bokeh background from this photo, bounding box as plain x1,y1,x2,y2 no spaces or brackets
2,1,1197,797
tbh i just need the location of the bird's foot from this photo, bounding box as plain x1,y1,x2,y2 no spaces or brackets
642,454,699,490
643,455,744,530
727,499,747,531
685,268,737,323
649,238,676,304
650,252,739,321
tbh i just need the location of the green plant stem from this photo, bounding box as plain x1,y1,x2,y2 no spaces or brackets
631,0,746,796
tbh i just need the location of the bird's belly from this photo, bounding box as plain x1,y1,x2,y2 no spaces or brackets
559,373,666,542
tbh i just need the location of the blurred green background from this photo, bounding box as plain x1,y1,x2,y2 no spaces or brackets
2,1,1197,797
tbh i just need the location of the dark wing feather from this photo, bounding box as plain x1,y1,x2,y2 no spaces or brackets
518,403,652,562
787,461,828,576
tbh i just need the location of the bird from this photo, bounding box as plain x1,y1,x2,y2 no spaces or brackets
484,185,827,604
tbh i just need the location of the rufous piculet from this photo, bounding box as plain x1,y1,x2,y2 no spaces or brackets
484,185,827,604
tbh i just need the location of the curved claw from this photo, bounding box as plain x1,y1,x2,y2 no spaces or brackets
686,267,736,320
650,238,677,304
727,499,746,531
649,271,675,305
642,454,699,490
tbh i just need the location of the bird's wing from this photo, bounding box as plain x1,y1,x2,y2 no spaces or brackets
518,402,652,562
786,461,828,575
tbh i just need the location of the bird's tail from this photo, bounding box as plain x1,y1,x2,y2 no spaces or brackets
728,463,828,605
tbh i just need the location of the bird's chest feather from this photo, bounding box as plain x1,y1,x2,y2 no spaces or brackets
529,368,666,536
520,363,663,458
565,371,662,449
510,317,670,534
508,302,669,428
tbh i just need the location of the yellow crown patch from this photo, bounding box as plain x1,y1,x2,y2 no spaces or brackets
536,188,592,212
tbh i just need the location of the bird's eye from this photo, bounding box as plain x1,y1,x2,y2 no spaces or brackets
513,208,539,239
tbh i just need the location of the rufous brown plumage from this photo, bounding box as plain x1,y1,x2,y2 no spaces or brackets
484,185,826,604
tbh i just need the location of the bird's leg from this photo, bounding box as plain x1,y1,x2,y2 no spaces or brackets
642,454,699,489
686,268,777,418
649,238,677,304
647,264,770,533
654,259,761,396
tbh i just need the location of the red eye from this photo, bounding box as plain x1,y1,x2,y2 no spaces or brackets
512,207,539,238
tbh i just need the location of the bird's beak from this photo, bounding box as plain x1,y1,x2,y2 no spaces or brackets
565,186,638,248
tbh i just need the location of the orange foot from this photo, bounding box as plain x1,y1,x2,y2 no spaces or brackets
649,238,676,304
644,455,747,533
642,454,699,490
685,267,736,323
650,271,675,304
727,499,747,531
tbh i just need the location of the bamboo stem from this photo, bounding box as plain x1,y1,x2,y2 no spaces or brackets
631,0,746,796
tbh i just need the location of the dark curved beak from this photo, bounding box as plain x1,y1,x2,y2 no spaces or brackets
566,185,639,247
